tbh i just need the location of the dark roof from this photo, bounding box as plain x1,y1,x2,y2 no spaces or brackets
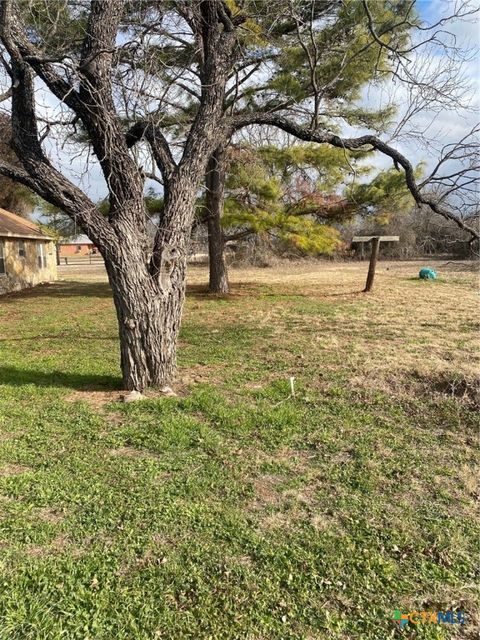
0,207,53,240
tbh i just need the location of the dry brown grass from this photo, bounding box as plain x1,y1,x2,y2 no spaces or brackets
107,446,160,460
185,260,479,401
59,258,478,405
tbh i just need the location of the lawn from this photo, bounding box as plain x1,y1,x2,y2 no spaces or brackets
0,260,478,640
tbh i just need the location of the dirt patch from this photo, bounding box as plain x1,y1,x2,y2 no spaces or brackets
0,430,25,443
330,450,354,464
457,464,480,500
231,554,254,568
240,446,317,474
26,533,82,558
36,507,64,524
0,463,31,477
250,474,284,508
66,387,184,408
283,487,317,507
66,390,123,408
349,369,480,410
259,512,291,530
101,410,124,429
408,371,480,409
174,363,225,390
310,512,342,533
430,374,480,408
108,446,160,460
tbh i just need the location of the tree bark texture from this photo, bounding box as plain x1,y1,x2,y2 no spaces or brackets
105,184,197,391
107,262,181,391
205,148,229,294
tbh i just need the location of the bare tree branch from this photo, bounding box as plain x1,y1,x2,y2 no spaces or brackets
126,120,177,184
230,113,479,239
0,0,113,248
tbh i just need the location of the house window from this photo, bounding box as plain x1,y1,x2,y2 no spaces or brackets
18,240,26,258
0,241,5,275
37,243,47,269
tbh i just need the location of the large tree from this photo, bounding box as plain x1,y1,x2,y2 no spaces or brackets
0,0,478,392
152,0,478,292
145,0,403,292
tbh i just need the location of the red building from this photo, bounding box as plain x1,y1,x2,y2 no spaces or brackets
59,235,98,258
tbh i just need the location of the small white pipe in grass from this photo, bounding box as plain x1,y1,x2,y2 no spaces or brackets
289,376,296,398
272,376,296,408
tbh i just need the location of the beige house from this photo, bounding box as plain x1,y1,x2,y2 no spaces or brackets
0,207,57,295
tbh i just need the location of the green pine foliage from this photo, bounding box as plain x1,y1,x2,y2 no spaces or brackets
346,164,424,222
240,0,415,132
19,0,88,56
222,144,366,255
222,145,423,255
97,188,164,220
218,0,420,253
37,200,78,241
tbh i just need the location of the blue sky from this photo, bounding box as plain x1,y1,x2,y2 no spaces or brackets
417,0,441,21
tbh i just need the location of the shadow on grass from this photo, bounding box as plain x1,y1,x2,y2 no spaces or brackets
319,290,364,297
3,280,254,302
185,281,259,300
0,366,121,391
409,370,480,410
404,277,441,283
0,281,113,302
0,334,117,343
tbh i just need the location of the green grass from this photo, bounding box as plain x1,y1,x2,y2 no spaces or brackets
0,270,478,639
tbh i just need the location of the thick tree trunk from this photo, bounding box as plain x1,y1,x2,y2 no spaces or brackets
0,0,238,394
205,148,229,294
108,264,180,391
105,257,186,392
104,185,195,392
106,151,230,390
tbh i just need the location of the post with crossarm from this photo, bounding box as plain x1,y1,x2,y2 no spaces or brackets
364,236,380,292
352,236,400,292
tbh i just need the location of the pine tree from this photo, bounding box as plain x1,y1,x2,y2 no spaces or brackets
221,143,416,257
201,0,405,291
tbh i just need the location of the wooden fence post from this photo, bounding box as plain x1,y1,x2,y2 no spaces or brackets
364,236,380,292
